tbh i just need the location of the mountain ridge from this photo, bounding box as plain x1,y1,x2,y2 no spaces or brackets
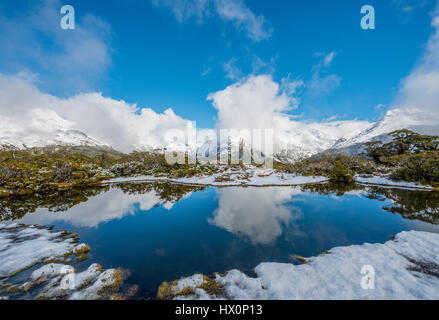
2,108,434,162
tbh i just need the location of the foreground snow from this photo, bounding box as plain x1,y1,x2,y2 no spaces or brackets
106,168,328,187
0,223,124,300
167,231,439,300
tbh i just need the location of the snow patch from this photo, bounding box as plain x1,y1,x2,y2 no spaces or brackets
0,223,124,300
355,175,433,190
170,231,439,300
106,168,328,187
0,223,76,277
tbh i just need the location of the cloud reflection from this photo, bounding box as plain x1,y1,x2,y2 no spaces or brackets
209,187,303,244
17,187,183,228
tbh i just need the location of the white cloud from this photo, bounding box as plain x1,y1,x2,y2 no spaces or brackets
387,3,439,133
208,74,291,130
210,187,303,244
252,55,276,75
152,0,272,41
307,51,341,97
214,0,273,41
222,57,242,80
323,52,337,67
0,73,191,152
312,51,337,70
201,66,213,76
307,74,341,97
207,74,371,156
151,0,211,23
392,0,429,13
280,74,304,110
0,0,112,95
18,187,179,228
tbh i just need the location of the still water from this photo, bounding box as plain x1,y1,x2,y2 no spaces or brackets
2,182,439,298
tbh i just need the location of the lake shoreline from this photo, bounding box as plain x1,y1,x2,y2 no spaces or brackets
104,173,435,190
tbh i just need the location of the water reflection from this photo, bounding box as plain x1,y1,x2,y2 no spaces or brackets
0,187,109,221
1,181,439,298
2,182,205,227
301,183,439,225
369,187,439,225
209,187,304,244
1,182,438,229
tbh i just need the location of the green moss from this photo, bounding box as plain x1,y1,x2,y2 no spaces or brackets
199,276,224,297
157,280,178,300
329,161,354,183
275,154,375,178
74,244,91,255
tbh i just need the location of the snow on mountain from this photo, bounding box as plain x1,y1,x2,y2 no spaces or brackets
0,106,434,162
331,109,412,150
0,129,110,150
53,130,110,148
327,108,439,156
272,120,374,162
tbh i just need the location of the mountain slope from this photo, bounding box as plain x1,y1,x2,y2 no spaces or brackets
0,129,109,150
331,108,439,151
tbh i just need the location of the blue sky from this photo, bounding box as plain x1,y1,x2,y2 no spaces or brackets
0,0,437,128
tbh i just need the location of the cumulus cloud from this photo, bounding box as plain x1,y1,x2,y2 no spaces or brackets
152,0,272,41
207,74,371,155
0,73,191,152
0,0,112,95
386,3,439,134
208,74,291,130
394,12,439,113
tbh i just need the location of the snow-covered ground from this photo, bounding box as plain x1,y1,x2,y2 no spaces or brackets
355,175,434,190
106,168,328,187
106,169,435,190
0,223,125,300
167,230,439,300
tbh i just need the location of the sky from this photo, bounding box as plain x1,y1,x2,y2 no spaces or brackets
0,0,438,151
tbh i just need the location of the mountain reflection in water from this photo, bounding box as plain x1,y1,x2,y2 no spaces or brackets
1,181,439,298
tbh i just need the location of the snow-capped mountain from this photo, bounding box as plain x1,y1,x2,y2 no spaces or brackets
2,107,435,162
327,108,439,156
53,130,110,148
130,113,407,163
330,110,409,150
0,129,110,150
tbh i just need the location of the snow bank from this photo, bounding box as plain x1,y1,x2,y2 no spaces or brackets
27,263,123,300
107,169,435,190
0,223,76,277
0,223,125,300
355,175,433,190
106,168,328,187
168,231,439,300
